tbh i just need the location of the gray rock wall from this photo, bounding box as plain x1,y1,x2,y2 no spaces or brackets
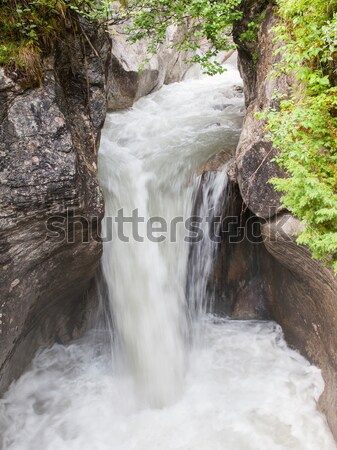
0,22,111,393
107,25,192,110
193,153,271,321
232,1,337,439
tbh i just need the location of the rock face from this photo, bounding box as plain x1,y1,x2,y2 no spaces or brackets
0,22,111,393
107,25,191,110
261,216,337,437
209,180,271,320
233,2,289,218
262,215,337,364
233,1,337,440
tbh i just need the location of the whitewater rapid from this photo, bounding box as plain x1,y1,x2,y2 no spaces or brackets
0,61,335,450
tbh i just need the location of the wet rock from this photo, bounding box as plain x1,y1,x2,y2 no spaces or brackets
212,194,271,320
233,85,243,94
192,149,271,320
197,151,234,175
0,22,111,393
213,104,231,111
261,214,337,437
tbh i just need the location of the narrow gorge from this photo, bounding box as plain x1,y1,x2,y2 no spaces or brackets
1,1,337,449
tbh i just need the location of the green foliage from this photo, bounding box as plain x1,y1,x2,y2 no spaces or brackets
1,0,243,80
239,10,265,44
0,0,107,85
265,0,337,271
238,11,266,66
121,0,242,75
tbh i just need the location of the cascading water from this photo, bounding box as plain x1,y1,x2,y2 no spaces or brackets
97,68,242,406
187,166,230,322
0,60,336,450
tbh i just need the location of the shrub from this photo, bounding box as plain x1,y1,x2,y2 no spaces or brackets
264,0,337,271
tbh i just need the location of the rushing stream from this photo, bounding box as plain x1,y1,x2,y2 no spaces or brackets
0,61,336,450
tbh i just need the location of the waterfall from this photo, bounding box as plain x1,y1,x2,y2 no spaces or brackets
187,165,230,321
97,65,243,406
0,60,335,450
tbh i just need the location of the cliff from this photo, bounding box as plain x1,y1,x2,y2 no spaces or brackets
0,21,110,393
233,1,337,439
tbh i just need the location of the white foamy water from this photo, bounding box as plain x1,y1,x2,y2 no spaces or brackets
0,320,335,450
0,61,335,450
